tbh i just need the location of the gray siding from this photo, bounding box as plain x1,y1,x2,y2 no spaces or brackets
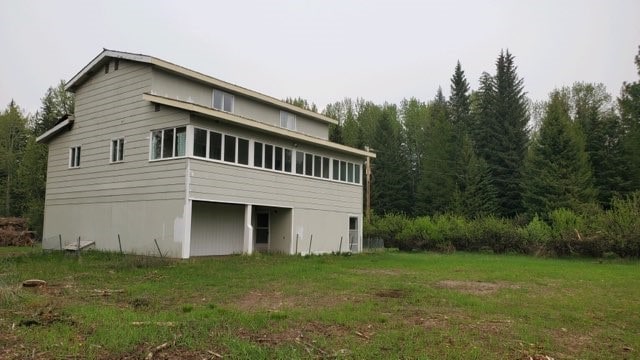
42,60,189,256
151,69,329,139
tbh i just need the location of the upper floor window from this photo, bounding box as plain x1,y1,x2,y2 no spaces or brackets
213,89,234,112
280,111,296,130
111,138,124,163
69,146,81,168
151,127,186,160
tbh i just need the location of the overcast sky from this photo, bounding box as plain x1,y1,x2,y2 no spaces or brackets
1,0,639,115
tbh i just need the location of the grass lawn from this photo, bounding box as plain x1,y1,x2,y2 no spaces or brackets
1,248,638,359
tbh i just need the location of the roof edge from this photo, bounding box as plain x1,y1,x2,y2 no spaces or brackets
142,93,375,159
36,116,75,143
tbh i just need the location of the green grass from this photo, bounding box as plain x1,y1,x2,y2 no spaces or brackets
1,247,639,359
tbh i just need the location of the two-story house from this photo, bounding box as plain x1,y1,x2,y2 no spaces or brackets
37,49,374,258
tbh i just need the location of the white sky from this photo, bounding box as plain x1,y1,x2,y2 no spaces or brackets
1,0,639,116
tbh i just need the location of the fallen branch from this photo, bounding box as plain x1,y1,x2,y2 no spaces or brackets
355,331,370,340
131,321,175,327
145,342,171,359
207,350,223,358
91,289,124,296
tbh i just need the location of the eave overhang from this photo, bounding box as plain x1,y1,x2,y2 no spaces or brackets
36,115,75,143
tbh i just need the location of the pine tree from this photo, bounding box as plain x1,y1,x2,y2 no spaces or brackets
618,46,640,193
523,91,596,215
449,61,471,131
34,80,74,136
371,104,412,214
472,51,529,217
452,135,497,217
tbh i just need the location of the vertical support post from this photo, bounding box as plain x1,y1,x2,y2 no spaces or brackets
308,234,313,255
243,204,254,255
77,236,81,257
365,146,372,224
59,234,62,251
118,234,122,254
338,236,343,255
295,233,299,255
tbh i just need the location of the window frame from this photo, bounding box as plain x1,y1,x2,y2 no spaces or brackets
110,138,125,163
69,146,81,168
150,126,187,160
212,89,235,112
279,111,296,130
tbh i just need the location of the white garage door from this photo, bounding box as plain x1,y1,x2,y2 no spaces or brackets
190,202,244,256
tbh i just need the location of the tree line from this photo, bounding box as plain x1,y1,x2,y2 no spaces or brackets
322,47,640,222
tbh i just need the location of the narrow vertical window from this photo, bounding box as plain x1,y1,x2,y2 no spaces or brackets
322,157,330,179
238,138,249,165
313,155,321,177
69,146,81,168
305,153,313,176
254,142,263,167
162,128,174,158
213,89,234,112
274,147,283,171
354,164,361,184
340,161,347,181
284,149,292,172
175,127,186,156
224,135,236,162
296,151,304,174
264,144,273,169
111,138,124,162
332,159,339,180
347,163,354,182
151,130,162,159
209,131,222,160
193,128,207,157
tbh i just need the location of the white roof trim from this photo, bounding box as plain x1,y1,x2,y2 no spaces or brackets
66,49,338,125
143,93,375,159
36,116,74,143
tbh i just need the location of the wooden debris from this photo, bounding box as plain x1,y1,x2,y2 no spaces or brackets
131,321,176,327
207,350,223,358
145,342,171,359
0,217,34,246
355,330,370,340
91,289,124,296
22,279,46,288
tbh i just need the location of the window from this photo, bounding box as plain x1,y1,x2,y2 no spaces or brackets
193,128,207,157
296,151,304,174
224,135,236,162
238,138,249,165
305,153,313,176
322,157,330,179
69,146,81,168
284,149,292,172
340,161,347,181
210,131,222,160
213,89,234,112
264,144,273,169
313,155,321,177
348,163,354,182
111,138,124,162
280,111,296,130
254,142,263,167
151,127,186,159
332,159,339,180
354,164,361,184
274,147,283,171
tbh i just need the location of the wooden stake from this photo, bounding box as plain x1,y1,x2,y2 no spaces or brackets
338,236,343,254
118,234,122,254
295,233,299,254
154,239,163,258
58,234,62,251
308,234,313,255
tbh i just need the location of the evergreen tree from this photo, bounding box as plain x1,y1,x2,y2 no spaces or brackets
571,82,628,206
371,104,412,214
415,92,457,215
34,80,74,136
449,61,471,131
0,101,29,216
400,97,428,204
523,91,595,215
472,51,529,217
618,46,640,192
452,135,497,217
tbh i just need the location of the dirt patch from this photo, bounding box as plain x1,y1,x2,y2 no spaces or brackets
375,289,407,298
232,286,359,312
352,268,410,276
436,280,520,295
